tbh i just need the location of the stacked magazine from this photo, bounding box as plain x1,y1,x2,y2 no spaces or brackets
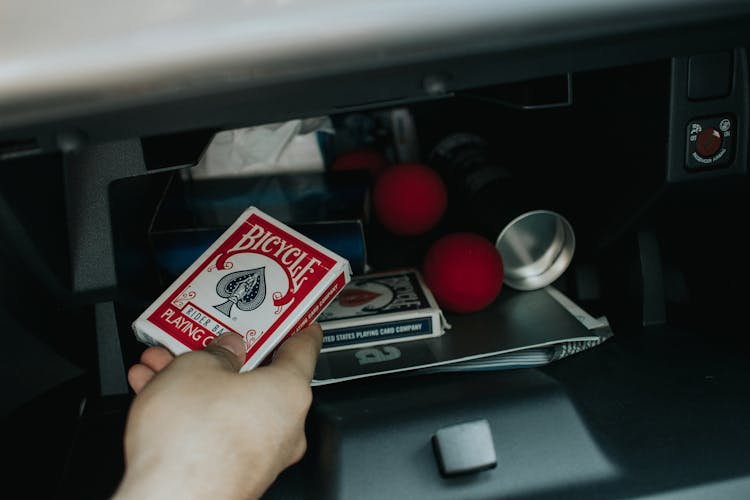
312,285,612,386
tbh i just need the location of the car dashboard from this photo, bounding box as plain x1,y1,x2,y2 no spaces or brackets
1,1,750,499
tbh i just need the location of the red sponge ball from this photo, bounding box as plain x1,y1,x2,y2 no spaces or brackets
423,232,504,314
331,148,389,177
372,163,447,236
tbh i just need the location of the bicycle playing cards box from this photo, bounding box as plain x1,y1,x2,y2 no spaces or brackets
316,268,449,353
132,206,352,372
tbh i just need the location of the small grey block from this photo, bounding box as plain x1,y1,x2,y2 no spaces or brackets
432,419,497,477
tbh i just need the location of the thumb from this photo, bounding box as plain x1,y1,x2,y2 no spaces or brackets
203,332,247,372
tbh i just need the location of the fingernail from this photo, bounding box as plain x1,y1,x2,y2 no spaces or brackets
211,333,246,357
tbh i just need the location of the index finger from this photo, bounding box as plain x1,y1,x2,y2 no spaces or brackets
270,323,323,382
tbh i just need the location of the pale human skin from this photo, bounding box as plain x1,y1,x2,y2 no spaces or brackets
113,324,323,500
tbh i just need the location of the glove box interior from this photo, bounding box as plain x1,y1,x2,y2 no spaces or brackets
2,52,750,499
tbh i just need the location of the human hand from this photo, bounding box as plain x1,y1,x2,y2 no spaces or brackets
113,324,323,500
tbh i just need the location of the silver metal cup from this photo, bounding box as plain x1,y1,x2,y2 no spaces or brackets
495,209,575,291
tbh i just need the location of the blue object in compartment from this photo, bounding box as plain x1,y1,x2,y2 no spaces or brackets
151,220,367,284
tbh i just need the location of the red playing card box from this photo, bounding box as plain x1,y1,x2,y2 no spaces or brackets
132,206,352,372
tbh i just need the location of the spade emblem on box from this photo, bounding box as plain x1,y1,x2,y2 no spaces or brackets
214,267,266,317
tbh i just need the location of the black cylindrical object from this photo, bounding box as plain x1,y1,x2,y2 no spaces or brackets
429,132,576,291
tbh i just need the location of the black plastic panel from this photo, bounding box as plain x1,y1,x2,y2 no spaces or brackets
309,369,618,500
259,324,750,500
2,4,750,156
667,48,749,182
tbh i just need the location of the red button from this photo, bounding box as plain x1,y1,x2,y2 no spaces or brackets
695,128,722,158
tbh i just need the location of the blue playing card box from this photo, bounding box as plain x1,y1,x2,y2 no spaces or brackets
316,268,450,353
